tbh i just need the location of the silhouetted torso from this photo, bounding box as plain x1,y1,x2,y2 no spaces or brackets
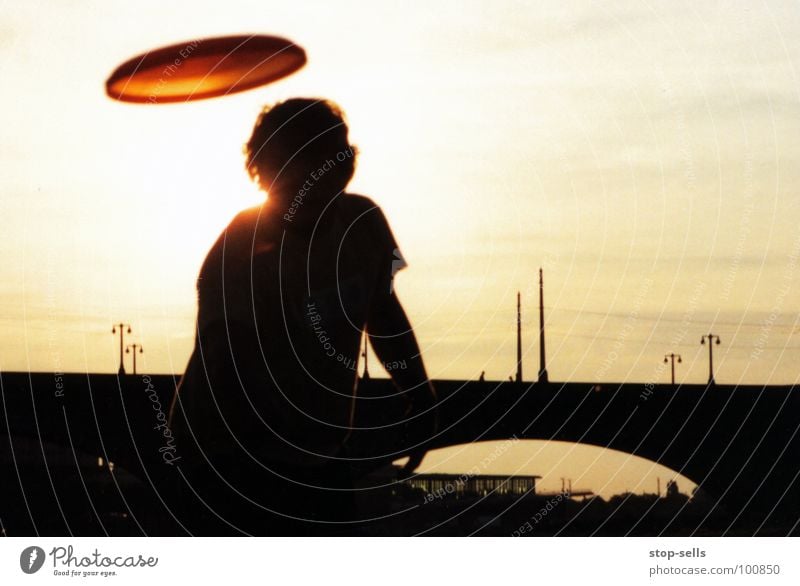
170,193,403,467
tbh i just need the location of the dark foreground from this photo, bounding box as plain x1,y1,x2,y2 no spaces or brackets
2,372,799,536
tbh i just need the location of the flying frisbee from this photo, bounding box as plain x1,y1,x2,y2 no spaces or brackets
106,35,306,104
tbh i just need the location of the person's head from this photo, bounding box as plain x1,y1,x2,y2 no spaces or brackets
244,98,357,210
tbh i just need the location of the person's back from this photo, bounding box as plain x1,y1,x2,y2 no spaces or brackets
175,192,408,462
166,98,436,534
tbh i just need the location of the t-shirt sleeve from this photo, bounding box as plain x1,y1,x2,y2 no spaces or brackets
368,204,407,297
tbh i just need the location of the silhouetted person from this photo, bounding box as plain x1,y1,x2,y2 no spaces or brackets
167,98,436,535
666,479,680,499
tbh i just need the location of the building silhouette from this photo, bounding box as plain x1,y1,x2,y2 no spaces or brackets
406,473,541,498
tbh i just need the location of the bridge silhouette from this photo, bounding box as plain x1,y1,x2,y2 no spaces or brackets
356,378,800,526
2,372,798,534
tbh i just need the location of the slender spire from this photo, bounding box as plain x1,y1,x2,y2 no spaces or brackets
538,268,549,383
515,291,522,382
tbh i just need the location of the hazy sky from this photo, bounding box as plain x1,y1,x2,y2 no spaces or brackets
3,0,800,495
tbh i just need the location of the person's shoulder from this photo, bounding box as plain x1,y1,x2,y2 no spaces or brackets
220,204,280,245
338,194,402,255
228,204,266,231
199,205,265,276
338,193,390,225
339,192,380,213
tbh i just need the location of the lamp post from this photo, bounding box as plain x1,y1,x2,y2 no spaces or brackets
515,291,522,383
663,353,682,385
700,334,721,385
125,343,143,375
112,323,132,375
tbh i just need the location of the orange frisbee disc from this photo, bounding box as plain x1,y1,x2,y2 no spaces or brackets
106,35,306,104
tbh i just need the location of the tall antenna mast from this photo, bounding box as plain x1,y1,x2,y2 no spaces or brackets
538,268,549,383
515,291,523,382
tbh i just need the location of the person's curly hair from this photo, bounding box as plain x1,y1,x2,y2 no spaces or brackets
244,98,357,201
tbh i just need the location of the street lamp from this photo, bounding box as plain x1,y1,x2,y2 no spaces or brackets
112,323,132,375
700,334,721,385
125,343,143,375
663,353,682,386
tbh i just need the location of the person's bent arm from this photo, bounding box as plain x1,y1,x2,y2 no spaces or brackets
366,290,437,473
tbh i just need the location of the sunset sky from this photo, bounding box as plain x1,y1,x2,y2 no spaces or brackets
2,0,800,495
